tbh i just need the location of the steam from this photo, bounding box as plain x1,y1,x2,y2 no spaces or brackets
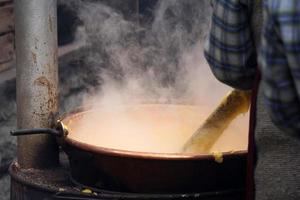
62,0,249,153
73,0,231,107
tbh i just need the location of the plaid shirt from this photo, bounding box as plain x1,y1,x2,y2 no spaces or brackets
204,0,257,90
204,0,300,134
261,0,300,135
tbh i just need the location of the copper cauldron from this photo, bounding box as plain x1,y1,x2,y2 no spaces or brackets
11,104,247,194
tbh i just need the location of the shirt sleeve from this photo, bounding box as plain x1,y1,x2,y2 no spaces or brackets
261,0,300,135
204,0,257,90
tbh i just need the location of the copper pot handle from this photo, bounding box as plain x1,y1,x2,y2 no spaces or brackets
10,120,68,138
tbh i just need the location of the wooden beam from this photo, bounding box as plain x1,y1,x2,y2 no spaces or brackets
0,33,14,67
0,60,13,73
0,4,14,34
0,0,12,4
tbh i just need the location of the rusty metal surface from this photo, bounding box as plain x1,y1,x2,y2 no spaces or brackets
9,160,85,200
15,0,59,168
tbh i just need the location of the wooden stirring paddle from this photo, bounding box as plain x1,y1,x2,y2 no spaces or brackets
181,89,251,154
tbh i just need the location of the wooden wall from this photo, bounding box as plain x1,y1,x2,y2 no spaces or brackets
0,0,14,73
0,0,157,73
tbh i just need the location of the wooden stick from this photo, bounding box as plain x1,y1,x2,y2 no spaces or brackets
182,89,251,154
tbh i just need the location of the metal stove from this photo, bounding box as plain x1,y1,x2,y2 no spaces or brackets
10,152,244,200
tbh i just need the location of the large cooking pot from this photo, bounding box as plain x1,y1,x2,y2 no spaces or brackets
11,104,247,194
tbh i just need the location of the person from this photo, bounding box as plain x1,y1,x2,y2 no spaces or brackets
204,0,300,199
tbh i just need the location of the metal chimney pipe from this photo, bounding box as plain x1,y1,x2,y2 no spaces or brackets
15,0,59,168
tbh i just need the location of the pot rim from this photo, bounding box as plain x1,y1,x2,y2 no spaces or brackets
65,135,247,160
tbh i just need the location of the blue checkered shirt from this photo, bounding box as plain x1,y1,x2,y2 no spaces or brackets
204,0,257,90
204,0,300,134
261,0,300,135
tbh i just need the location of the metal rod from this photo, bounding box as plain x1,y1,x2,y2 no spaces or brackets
11,128,63,137
15,0,59,168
